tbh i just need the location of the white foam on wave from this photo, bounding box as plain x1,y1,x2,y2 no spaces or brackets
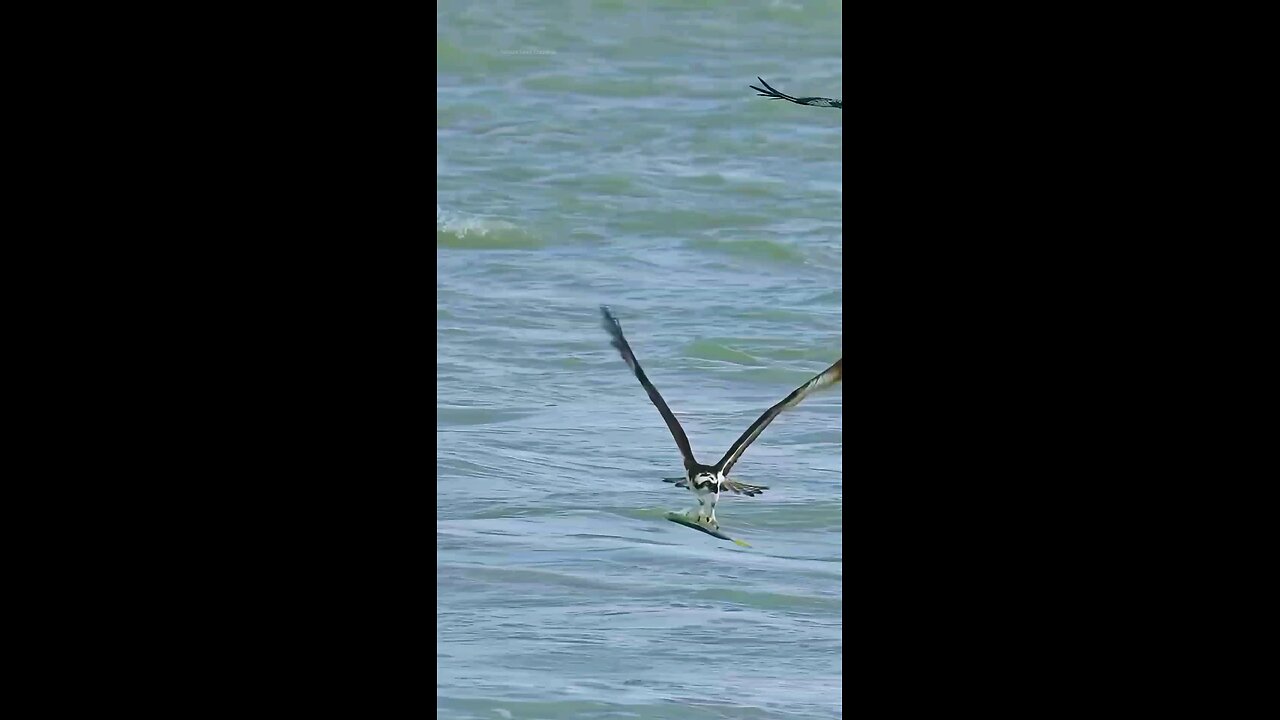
436,205,519,237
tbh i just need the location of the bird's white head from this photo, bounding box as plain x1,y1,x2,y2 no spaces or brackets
692,471,719,492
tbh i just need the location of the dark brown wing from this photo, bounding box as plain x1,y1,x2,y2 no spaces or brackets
749,76,842,109
714,358,842,476
601,306,698,471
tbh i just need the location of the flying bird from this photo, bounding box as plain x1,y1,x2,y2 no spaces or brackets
601,306,842,529
750,76,842,109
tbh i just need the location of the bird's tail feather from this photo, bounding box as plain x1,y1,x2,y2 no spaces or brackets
720,479,768,497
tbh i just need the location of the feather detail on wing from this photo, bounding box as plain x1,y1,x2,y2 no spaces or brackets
750,77,842,109
714,358,842,476
719,479,769,497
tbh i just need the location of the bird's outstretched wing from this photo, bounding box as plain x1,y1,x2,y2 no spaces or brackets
750,76,842,109
601,306,698,472
714,357,842,476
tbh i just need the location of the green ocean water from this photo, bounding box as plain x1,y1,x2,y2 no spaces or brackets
438,2,842,717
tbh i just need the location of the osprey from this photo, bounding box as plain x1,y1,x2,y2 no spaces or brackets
601,306,842,529
750,76,842,109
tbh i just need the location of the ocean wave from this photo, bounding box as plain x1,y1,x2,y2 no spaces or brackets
684,339,765,366
687,237,809,265
437,206,543,249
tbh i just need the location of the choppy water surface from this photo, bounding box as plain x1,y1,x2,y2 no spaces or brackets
439,2,842,717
